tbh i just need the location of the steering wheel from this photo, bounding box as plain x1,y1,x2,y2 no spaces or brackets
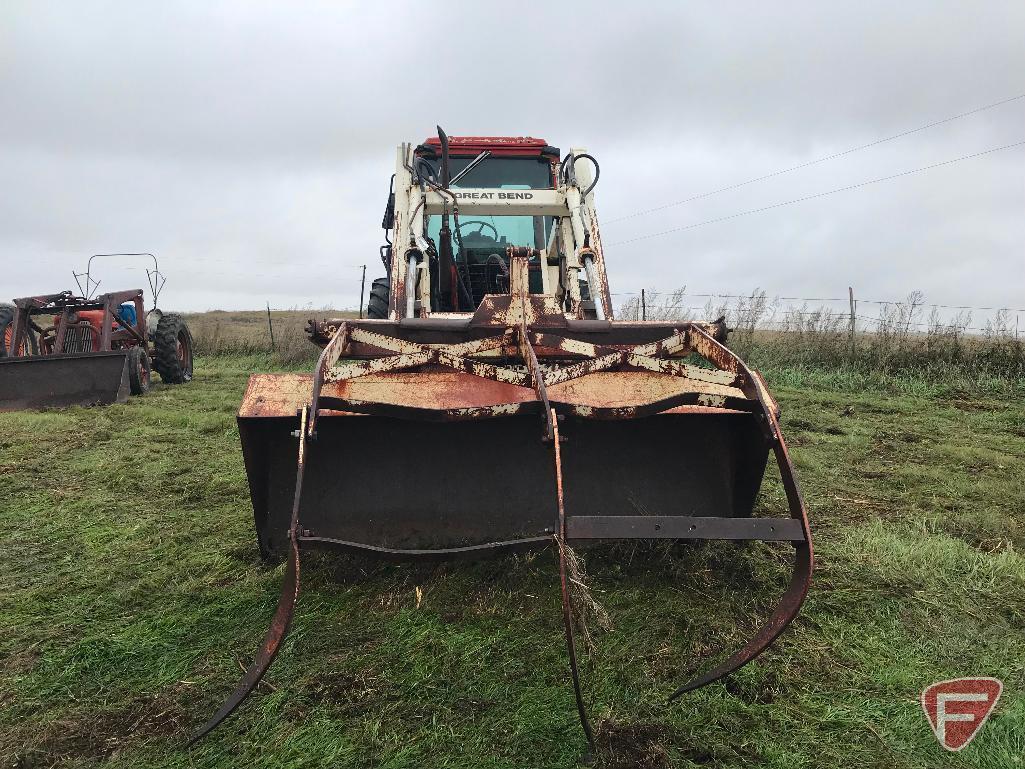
457,220,499,241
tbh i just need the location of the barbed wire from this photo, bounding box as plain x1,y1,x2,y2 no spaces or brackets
610,289,1025,315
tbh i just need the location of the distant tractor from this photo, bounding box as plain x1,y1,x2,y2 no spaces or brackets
0,253,193,411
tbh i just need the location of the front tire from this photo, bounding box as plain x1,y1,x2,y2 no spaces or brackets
153,313,194,384
0,304,39,357
367,277,390,319
128,346,151,395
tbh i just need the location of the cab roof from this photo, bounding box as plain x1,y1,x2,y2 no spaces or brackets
418,136,560,159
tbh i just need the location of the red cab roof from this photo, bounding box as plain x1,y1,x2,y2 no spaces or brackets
420,136,558,158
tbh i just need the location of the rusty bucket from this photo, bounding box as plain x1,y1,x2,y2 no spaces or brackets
0,351,130,412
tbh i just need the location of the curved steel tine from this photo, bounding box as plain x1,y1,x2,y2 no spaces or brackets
188,405,311,745
668,431,813,701
552,409,595,746
187,542,301,744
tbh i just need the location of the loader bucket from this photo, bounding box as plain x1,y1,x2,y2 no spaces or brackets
193,312,812,746
239,391,772,560
0,351,130,411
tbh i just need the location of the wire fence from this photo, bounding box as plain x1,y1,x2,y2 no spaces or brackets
614,287,1023,337
613,287,1025,382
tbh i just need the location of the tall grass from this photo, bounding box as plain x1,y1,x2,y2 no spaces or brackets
620,289,1025,388
184,308,357,365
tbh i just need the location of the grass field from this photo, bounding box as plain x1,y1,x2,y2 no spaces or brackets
2,353,1024,768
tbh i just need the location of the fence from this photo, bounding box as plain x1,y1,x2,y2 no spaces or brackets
616,288,1024,382
183,290,1024,381
615,287,1023,335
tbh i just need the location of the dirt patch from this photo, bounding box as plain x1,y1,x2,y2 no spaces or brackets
10,691,189,768
948,398,996,413
300,668,396,716
594,721,674,769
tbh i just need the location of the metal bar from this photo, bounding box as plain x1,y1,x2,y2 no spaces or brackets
309,323,351,437
665,325,814,701
566,515,804,542
557,391,757,420
543,351,624,387
435,350,533,387
350,325,426,354
581,254,605,321
553,409,594,747
6,305,27,357
518,320,554,440
188,405,310,745
53,308,71,354
345,327,530,386
315,396,538,422
631,329,689,358
98,295,114,351
424,187,567,216
623,352,743,387
297,533,551,559
405,252,417,319
325,350,434,382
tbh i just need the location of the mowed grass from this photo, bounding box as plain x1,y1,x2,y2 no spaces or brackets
1,355,1024,768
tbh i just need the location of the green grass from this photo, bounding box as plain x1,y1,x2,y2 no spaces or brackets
2,355,1024,768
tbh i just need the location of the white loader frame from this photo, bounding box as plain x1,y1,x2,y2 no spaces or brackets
385,142,614,321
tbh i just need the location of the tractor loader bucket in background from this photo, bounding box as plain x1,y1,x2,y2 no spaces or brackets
0,351,130,411
192,282,814,746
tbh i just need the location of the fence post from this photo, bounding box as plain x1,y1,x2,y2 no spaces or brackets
641,289,646,321
848,286,856,356
358,264,367,319
266,302,276,352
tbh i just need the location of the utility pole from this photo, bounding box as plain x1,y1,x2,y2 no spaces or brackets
358,264,367,319
641,288,647,321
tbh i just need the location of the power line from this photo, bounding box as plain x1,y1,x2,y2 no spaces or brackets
607,139,1025,247
605,92,1025,225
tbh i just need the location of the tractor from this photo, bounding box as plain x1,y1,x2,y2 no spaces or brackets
0,253,194,410
191,130,813,749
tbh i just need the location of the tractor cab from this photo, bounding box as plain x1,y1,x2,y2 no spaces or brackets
416,137,559,311
373,134,605,318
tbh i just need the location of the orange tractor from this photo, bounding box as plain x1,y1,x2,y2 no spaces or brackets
0,254,194,410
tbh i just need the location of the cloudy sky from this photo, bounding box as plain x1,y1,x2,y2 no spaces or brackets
2,2,1022,322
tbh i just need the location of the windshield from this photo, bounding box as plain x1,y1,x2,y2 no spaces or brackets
426,156,554,249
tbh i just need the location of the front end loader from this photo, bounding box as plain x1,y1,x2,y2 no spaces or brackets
0,253,194,411
193,131,813,747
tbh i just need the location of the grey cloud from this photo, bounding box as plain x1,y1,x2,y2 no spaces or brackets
1,1,1022,317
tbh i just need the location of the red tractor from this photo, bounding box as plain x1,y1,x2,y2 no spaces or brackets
0,253,193,411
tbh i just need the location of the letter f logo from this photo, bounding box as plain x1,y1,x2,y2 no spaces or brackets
922,678,1002,751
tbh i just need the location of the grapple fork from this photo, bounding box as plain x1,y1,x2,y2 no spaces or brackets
189,314,812,746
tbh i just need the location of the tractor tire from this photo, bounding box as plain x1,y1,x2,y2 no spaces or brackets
367,276,390,319
153,313,194,384
578,279,591,302
128,346,151,395
0,304,38,357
